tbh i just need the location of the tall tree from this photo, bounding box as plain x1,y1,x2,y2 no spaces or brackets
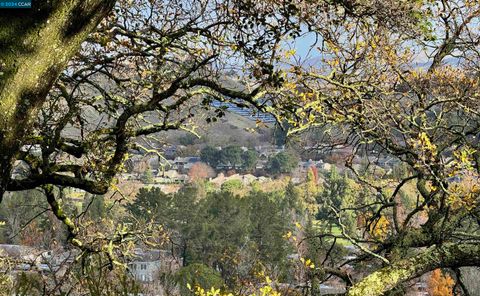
266,152,298,175
127,187,168,221
220,146,243,169
200,146,221,168
277,1,480,294
1,0,304,249
241,149,258,172
0,1,116,198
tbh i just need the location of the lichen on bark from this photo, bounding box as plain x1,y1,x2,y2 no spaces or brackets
347,243,480,296
0,0,115,198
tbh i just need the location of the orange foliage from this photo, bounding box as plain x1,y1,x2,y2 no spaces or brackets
225,169,236,177
368,215,390,240
428,269,455,296
188,162,215,182
309,166,318,183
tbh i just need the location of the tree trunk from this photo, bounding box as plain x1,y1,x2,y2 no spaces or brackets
0,0,115,199
347,243,480,296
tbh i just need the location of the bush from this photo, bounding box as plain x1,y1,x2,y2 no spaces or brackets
221,179,243,192
179,133,198,146
176,263,225,295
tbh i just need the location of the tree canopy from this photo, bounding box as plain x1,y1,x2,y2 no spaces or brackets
273,1,480,294
266,152,298,175
2,0,480,295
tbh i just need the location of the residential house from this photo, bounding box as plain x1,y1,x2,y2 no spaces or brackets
297,159,324,171
154,170,189,184
171,157,201,173
128,249,179,283
254,145,285,159
0,244,44,271
0,245,77,276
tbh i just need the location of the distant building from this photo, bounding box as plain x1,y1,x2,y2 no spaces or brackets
0,244,43,269
210,173,270,187
40,248,77,276
210,101,276,123
155,170,189,184
301,159,331,172
128,249,179,283
297,159,324,171
124,153,165,174
0,245,76,275
172,157,201,173
255,159,268,170
254,145,284,159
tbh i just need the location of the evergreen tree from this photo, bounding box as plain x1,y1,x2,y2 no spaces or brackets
126,187,168,221
316,167,357,234
241,149,258,172
200,146,221,168
266,152,298,175
220,146,243,169
142,168,154,184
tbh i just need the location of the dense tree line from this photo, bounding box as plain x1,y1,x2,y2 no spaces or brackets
200,146,258,172
127,185,297,292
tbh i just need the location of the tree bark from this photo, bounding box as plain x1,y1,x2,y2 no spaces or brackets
0,0,115,199
347,243,480,296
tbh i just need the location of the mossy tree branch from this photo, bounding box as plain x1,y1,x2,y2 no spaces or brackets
347,243,480,296
0,0,115,198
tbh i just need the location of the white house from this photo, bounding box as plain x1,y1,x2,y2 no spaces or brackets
128,249,179,283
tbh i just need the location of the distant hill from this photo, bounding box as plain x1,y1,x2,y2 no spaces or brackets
164,111,275,148
210,101,276,123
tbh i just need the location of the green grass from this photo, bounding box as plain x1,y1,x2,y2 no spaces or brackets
311,221,352,247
